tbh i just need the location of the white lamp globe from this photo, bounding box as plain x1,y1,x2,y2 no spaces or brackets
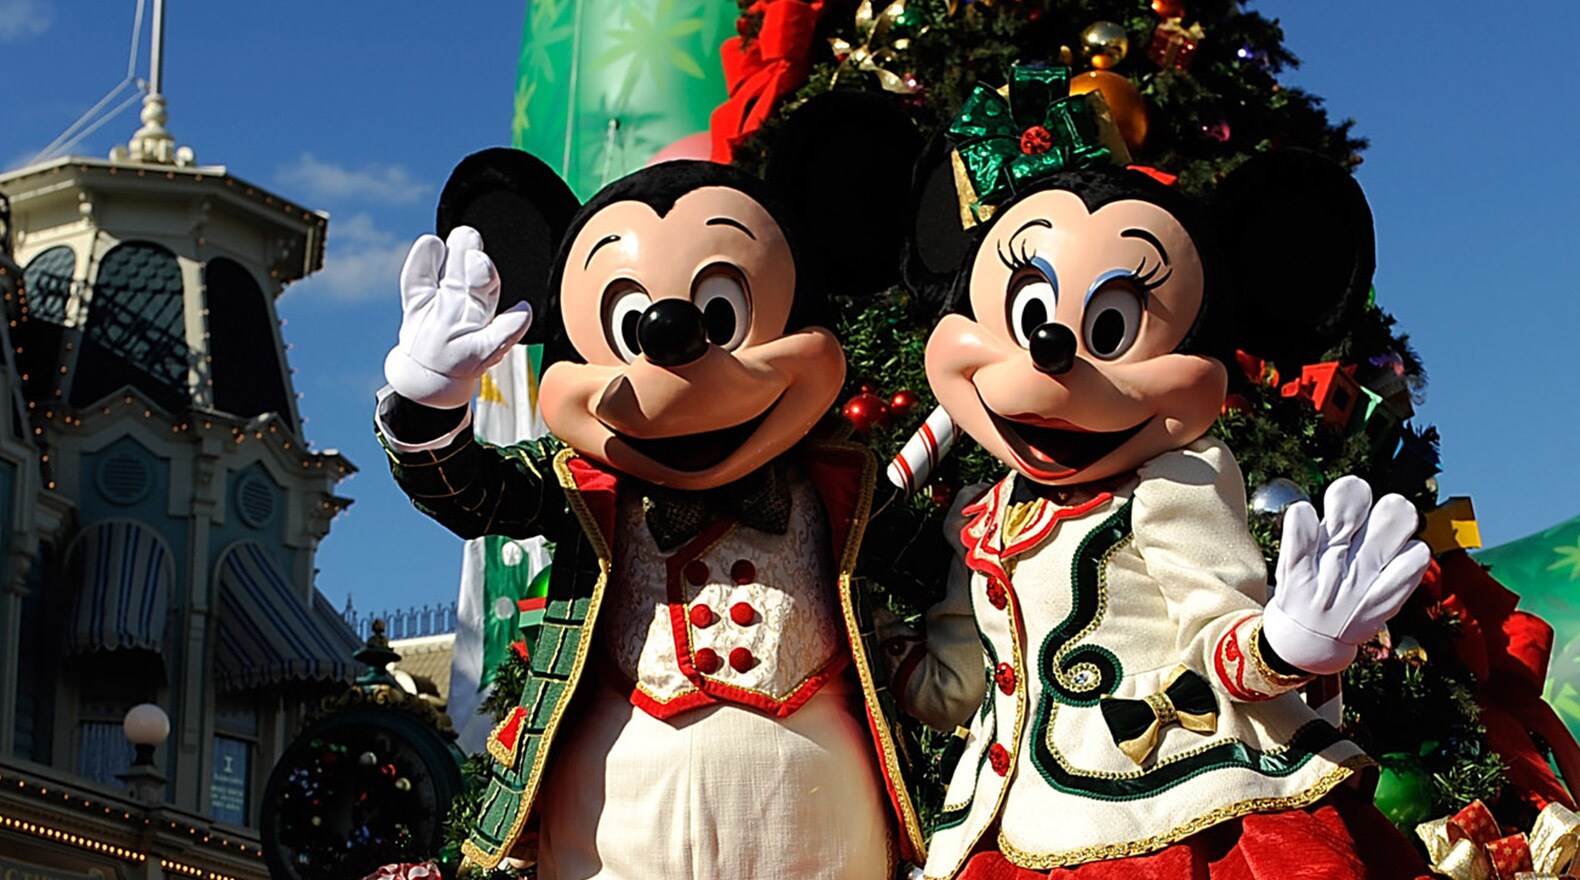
123,703,170,748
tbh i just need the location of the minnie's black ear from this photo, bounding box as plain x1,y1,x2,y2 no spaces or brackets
436,148,581,345
765,89,923,296
1213,149,1374,367
902,132,977,315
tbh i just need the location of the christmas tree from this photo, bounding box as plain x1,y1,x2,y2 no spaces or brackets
440,1,1580,873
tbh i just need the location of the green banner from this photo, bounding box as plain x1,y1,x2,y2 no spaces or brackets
1476,515,1580,734
513,0,734,199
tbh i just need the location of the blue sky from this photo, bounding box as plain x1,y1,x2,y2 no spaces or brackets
5,0,1578,616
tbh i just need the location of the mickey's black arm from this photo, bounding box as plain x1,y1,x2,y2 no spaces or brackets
375,391,568,541
859,479,953,609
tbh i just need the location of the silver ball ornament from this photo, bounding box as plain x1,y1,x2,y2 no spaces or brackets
1250,478,1309,520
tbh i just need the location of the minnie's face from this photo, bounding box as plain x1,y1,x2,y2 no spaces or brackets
539,186,845,490
925,187,1227,486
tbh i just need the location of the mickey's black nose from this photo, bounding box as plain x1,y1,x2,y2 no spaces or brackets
638,299,709,368
1029,323,1078,375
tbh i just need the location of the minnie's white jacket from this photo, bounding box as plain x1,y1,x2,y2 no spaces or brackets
896,437,1370,878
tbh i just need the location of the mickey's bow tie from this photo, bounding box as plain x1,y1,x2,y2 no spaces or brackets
640,463,792,551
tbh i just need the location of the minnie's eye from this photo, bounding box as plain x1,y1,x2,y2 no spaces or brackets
692,265,751,350
603,282,651,363
1007,270,1058,348
1082,280,1145,360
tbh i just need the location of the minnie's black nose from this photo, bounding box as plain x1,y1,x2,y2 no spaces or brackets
638,299,709,368
1029,323,1078,375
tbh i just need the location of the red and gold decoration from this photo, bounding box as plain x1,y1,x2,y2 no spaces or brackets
1416,799,1580,880
1068,70,1147,152
829,0,926,95
1149,16,1205,71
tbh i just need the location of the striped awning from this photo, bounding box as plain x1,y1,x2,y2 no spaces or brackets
66,520,173,655
213,542,361,691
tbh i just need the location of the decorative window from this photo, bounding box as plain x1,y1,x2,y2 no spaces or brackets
21,245,73,324
71,241,192,411
205,258,295,431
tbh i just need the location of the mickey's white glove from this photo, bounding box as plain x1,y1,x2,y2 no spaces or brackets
1262,476,1432,676
382,226,533,409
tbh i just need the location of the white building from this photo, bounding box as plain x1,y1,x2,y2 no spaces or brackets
0,32,358,880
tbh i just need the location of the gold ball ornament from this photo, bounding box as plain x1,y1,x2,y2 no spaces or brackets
1069,70,1148,151
1080,21,1129,70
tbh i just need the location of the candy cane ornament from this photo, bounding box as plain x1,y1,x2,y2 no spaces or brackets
887,405,958,494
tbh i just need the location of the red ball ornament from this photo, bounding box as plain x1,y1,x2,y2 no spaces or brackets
842,391,889,435
1151,0,1186,17
889,389,919,418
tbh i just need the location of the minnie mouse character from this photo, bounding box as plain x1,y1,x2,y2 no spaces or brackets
375,95,937,878
891,66,1433,879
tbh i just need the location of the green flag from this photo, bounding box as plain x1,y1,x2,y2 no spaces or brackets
512,0,734,198
1476,515,1580,736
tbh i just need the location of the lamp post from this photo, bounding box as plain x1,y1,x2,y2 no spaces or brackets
118,703,170,805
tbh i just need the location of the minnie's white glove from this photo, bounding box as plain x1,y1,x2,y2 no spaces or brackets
1262,475,1431,676
382,226,533,409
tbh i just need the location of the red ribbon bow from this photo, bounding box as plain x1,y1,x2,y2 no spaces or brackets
1420,551,1580,810
710,0,827,163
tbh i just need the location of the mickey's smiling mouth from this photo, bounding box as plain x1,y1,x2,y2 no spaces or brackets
985,404,1151,480
609,394,783,473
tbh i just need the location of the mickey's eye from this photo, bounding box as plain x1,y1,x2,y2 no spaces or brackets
603,281,652,363
1082,278,1145,360
1007,268,1058,349
692,264,751,350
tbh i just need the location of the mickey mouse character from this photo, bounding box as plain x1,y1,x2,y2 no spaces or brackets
375,94,939,879
890,66,1433,879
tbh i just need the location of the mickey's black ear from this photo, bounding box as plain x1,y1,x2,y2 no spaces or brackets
765,90,922,296
1213,149,1374,367
902,132,977,314
436,148,581,345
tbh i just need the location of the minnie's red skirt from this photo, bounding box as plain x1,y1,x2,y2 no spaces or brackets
956,784,1431,880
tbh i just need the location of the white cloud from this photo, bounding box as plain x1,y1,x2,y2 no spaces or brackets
0,0,51,41
277,153,430,205
291,212,411,303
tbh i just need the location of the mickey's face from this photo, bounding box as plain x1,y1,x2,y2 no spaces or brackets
539,186,845,490
925,188,1227,486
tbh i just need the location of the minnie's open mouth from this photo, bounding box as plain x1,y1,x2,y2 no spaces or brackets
986,407,1151,479
610,395,782,472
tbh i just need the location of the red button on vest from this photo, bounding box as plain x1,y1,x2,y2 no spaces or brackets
684,560,710,586
986,580,1008,610
729,646,756,672
730,602,756,626
995,662,1016,695
730,559,757,584
694,647,722,674
689,604,716,628
988,743,1011,776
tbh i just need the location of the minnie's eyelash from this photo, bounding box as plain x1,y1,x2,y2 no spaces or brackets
1130,255,1172,291
998,236,1037,272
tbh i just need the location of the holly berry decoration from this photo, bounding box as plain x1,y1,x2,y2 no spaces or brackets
843,390,890,435
888,388,919,418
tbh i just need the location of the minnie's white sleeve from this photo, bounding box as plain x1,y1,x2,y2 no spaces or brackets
1131,438,1311,702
